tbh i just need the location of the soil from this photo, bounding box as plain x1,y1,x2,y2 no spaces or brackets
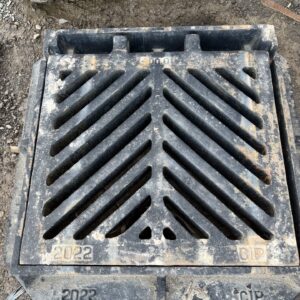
0,0,299,298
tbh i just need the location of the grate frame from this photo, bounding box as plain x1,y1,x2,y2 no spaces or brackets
6,25,300,299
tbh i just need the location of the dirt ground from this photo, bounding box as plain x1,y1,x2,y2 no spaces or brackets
0,0,299,298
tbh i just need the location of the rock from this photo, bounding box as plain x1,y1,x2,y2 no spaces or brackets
35,24,42,31
0,211,4,218
10,145,20,154
6,124,12,129
33,33,40,40
58,18,69,25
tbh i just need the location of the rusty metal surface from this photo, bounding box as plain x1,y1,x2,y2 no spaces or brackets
19,31,298,266
6,26,300,299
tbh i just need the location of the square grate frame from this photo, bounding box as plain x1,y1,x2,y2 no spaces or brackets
6,25,300,299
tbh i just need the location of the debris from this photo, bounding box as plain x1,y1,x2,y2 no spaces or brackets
10,146,20,154
58,18,69,25
262,0,300,22
35,24,41,31
33,33,40,40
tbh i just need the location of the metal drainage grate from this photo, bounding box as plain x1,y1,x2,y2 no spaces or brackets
7,26,300,299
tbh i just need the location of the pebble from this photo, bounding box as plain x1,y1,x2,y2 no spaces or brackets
0,211,4,218
58,18,69,25
33,33,40,40
10,145,20,154
35,24,41,31
6,124,12,129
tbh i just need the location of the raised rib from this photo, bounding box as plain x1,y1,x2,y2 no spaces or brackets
164,141,273,240
163,114,274,216
163,88,270,184
50,70,150,156
163,167,242,240
43,161,152,239
43,113,151,216
164,196,209,239
47,87,152,185
105,196,151,238
215,68,260,103
43,139,152,230
73,167,152,240
187,69,263,128
56,69,97,103
163,68,266,154
54,70,124,128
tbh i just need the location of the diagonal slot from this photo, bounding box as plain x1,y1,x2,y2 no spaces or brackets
105,196,151,238
163,227,176,240
163,68,266,154
47,88,152,185
73,167,152,240
215,68,260,103
59,70,73,80
43,153,152,240
242,67,257,79
50,70,150,156
43,114,151,216
187,68,263,128
139,227,152,239
56,70,98,103
163,167,242,240
54,70,125,129
163,88,270,184
163,115,274,217
164,196,209,239
163,141,273,240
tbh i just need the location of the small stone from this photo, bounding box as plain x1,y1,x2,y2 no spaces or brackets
6,124,12,129
7,139,13,143
35,24,42,31
4,90,8,96
0,211,4,218
10,145,19,154
0,103,3,109
33,33,40,40
58,18,69,25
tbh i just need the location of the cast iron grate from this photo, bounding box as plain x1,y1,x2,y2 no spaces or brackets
19,31,298,266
